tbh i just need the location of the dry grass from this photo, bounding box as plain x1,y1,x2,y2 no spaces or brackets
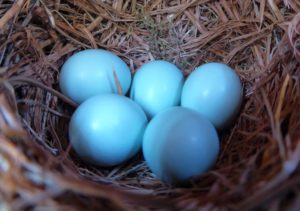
0,0,300,210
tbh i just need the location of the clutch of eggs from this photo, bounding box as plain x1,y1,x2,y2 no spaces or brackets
59,49,243,184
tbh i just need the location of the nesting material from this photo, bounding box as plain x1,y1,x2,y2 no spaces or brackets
0,0,300,210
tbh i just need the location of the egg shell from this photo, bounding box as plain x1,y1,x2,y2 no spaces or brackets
130,60,184,118
69,94,148,167
181,62,242,130
143,107,220,184
60,49,131,104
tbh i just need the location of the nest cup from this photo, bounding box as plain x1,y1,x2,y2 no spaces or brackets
0,1,300,210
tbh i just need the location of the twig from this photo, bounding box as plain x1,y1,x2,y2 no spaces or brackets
112,68,123,95
16,99,70,118
0,0,25,30
8,76,77,108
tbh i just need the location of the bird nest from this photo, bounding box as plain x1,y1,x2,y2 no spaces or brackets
0,0,300,210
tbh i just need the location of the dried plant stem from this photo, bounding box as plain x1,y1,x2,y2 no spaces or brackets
8,76,77,108
112,69,123,95
0,0,26,30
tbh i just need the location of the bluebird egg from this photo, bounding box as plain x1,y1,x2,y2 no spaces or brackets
69,94,148,167
181,63,242,130
60,49,131,104
130,60,184,118
143,107,219,184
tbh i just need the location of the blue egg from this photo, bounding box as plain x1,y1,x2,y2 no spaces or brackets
69,94,148,166
130,60,184,118
181,63,242,130
143,107,219,184
60,49,131,104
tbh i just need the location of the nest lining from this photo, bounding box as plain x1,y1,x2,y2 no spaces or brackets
0,0,300,210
